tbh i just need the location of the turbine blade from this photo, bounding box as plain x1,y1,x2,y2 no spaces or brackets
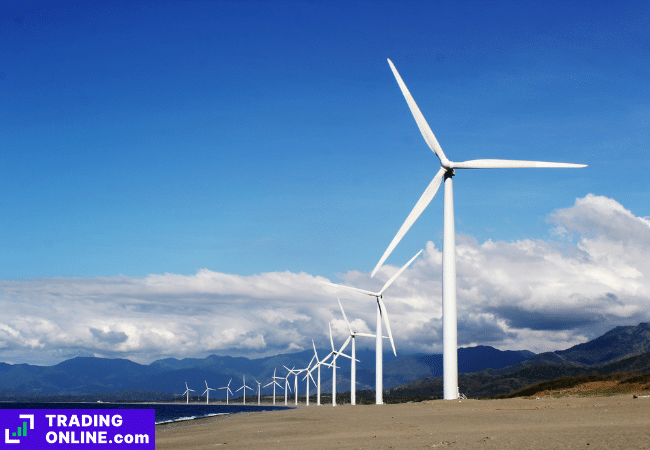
378,297,397,356
451,159,588,169
312,340,320,363
329,322,335,351
371,167,445,278
387,59,449,165
355,332,376,338
322,281,377,297
378,249,423,296
320,352,333,364
339,335,352,353
338,298,354,334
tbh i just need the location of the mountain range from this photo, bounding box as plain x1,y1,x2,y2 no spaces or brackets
1,323,649,400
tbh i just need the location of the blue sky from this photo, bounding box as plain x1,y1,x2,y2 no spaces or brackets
0,1,649,366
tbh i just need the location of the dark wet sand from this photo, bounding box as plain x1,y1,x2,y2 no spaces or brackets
156,395,650,449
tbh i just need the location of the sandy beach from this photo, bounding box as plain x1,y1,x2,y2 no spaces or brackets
156,395,650,449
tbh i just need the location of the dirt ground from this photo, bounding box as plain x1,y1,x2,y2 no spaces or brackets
156,394,650,449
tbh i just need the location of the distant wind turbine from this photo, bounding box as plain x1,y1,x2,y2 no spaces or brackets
202,380,216,405
324,249,422,404
182,382,194,404
253,378,262,405
219,378,233,404
327,322,356,406
264,369,284,405
304,341,326,406
284,365,306,406
236,375,253,404
302,353,317,405
281,370,292,405
372,59,587,400
338,298,381,406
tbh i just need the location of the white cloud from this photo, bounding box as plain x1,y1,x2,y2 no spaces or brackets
1,194,649,365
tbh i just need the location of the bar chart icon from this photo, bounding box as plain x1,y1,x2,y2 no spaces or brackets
11,421,28,437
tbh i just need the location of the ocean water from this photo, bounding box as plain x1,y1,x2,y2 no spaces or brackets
0,402,292,424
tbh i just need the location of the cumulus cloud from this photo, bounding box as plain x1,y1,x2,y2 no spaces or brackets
1,194,649,365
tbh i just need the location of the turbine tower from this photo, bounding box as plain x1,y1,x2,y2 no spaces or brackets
324,249,422,403
202,380,216,405
372,59,587,400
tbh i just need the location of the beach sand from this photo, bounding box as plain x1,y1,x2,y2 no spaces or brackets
156,395,650,449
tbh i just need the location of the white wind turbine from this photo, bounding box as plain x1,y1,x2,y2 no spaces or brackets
264,369,284,405
182,382,194,404
327,322,357,406
202,380,216,405
304,340,327,406
337,298,380,406
302,354,318,406
284,365,307,406
236,375,253,404
253,378,262,405
372,59,587,400
281,370,292,405
219,378,233,404
324,249,422,404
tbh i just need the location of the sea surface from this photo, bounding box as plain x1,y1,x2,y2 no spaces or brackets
0,402,292,424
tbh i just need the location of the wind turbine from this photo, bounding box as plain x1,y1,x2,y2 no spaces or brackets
219,378,233,404
284,365,306,406
324,249,422,404
182,382,194,404
372,59,587,400
264,369,284,405
337,298,379,405
253,378,262,405
236,375,253,404
202,380,216,405
305,340,326,405
302,354,317,405
327,322,356,406
281,370,292,405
